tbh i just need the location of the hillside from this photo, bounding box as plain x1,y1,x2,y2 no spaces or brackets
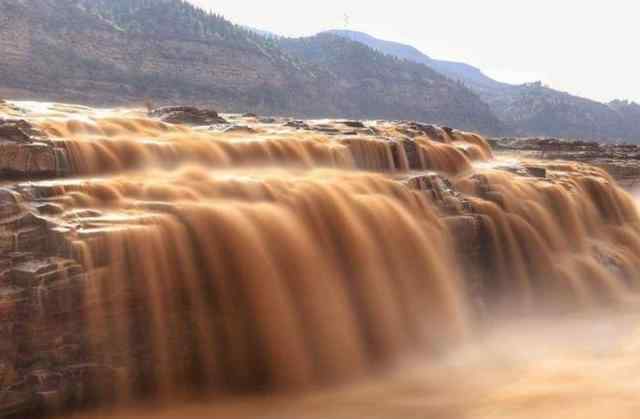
326,30,509,94
328,30,640,142
0,0,309,112
0,0,503,134
278,34,502,133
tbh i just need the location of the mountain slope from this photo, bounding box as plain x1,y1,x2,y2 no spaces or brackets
328,29,640,142
326,30,509,93
0,0,310,112
0,0,503,134
485,82,640,141
278,34,503,133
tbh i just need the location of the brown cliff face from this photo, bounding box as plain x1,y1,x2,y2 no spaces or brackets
0,0,503,135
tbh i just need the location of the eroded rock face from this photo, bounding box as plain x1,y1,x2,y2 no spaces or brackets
0,119,70,178
0,118,44,142
149,106,227,126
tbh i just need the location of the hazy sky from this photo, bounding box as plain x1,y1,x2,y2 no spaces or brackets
188,0,639,103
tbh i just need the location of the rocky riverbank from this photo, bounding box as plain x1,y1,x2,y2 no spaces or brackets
490,137,640,189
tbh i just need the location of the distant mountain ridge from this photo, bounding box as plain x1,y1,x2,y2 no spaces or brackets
242,26,280,39
0,0,639,141
0,0,503,134
325,30,510,93
278,33,502,133
327,29,640,142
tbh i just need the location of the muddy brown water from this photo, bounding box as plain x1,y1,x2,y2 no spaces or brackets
4,102,640,418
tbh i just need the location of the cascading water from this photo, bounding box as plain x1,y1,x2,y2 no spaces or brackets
2,101,640,418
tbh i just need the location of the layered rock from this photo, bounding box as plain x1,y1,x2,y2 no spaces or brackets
0,119,70,178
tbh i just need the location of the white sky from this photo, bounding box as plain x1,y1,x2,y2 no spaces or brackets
189,0,639,103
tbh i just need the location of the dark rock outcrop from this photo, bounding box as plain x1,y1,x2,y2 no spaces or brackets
149,106,227,126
